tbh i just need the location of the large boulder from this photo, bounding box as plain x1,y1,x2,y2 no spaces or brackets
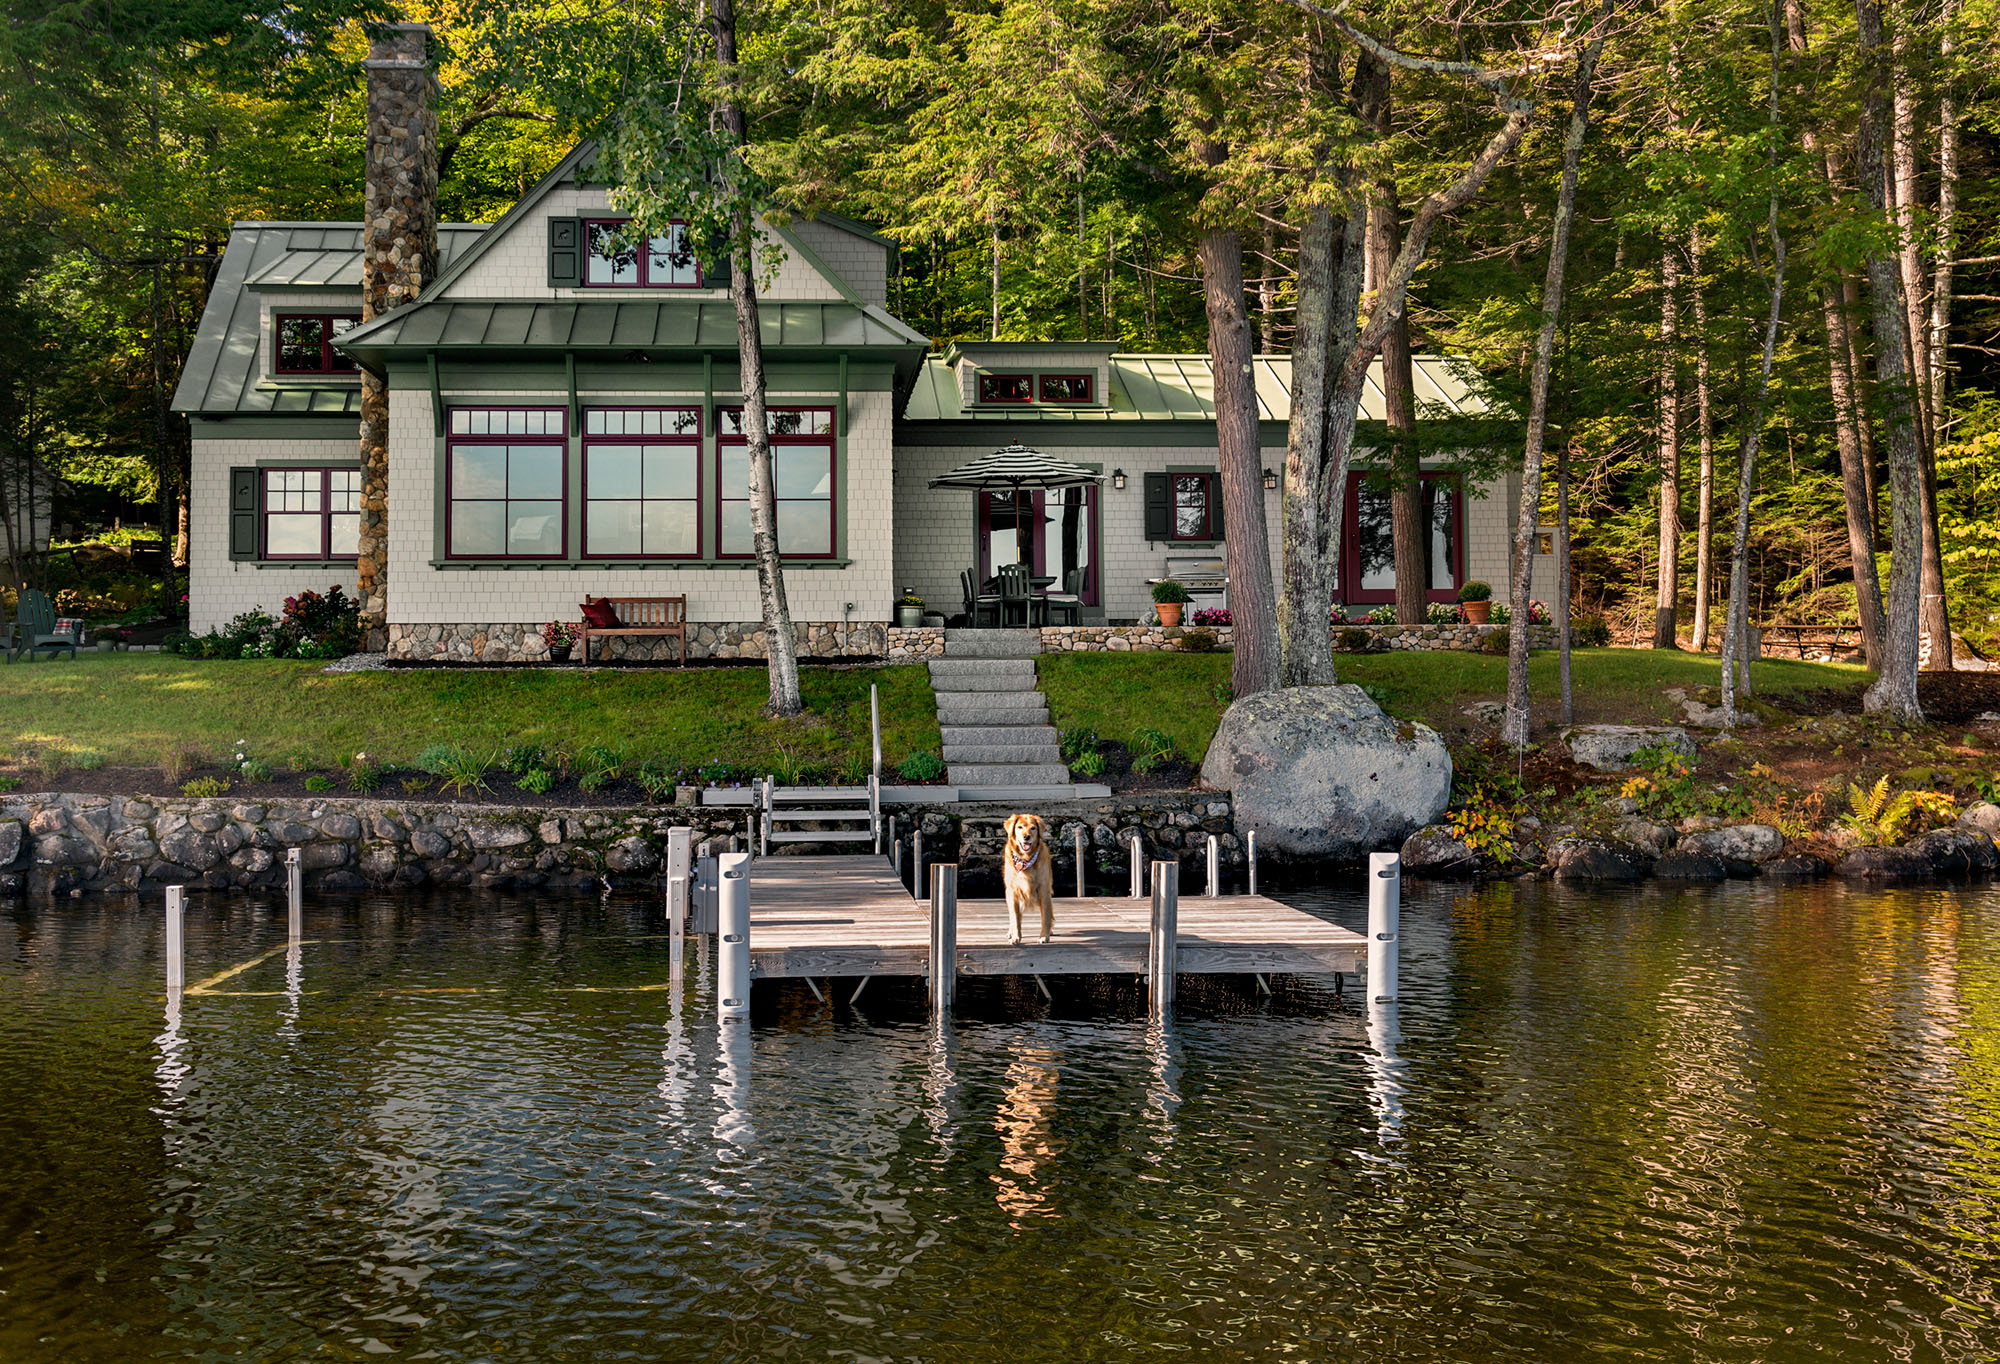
1201,685,1451,860
1681,823,1786,863
1562,725,1695,772
1907,827,2000,875
1653,850,1730,881
1548,837,1655,881
1400,824,1481,878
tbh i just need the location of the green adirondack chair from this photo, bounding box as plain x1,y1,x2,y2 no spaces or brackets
6,589,80,662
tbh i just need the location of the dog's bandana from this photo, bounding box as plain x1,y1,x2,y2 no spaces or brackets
1009,844,1041,873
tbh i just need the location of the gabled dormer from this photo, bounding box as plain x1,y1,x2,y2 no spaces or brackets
944,342,1118,411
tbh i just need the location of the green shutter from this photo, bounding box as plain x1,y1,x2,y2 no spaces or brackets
548,216,582,287
1143,472,1171,540
1208,472,1225,541
702,229,734,291
229,467,259,561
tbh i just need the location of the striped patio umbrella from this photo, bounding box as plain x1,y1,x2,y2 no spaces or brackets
927,443,1103,490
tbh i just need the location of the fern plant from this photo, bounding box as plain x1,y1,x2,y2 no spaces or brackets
1842,778,1956,845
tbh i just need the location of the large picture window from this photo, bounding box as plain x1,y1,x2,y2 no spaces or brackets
717,407,836,559
275,313,361,375
1342,471,1463,603
262,468,360,559
583,407,701,558
583,219,702,288
446,408,566,559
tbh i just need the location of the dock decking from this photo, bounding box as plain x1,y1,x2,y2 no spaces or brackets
741,855,1365,981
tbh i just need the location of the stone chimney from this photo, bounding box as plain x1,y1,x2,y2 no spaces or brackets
355,22,439,652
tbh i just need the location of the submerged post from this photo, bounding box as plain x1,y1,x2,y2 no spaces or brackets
285,845,303,938
1367,851,1400,1004
929,863,958,1014
1129,831,1144,899
1247,829,1258,896
1073,825,1086,898
165,884,185,995
1206,834,1220,897
717,851,751,1023
1148,860,1178,1020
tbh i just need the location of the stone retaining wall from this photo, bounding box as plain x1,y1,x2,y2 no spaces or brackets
1,791,1237,897
387,621,897,663
1342,622,1559,651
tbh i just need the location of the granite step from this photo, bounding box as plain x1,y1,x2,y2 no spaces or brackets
941,629,1043,659
927,658,1039,690
941,742,1064,765
946,762,1075,786
941,724,1060,748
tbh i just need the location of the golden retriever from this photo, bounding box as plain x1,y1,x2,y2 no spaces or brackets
1001,813,1055,945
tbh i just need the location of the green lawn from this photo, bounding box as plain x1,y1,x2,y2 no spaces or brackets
1038,648,1870,764
0,655,941,777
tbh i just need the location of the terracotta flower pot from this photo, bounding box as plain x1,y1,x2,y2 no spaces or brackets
1156,602,1184,628
1462,601,1491,624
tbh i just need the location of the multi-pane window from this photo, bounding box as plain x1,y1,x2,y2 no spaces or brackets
1347,472,1462,601
1172,472,1219,540
275,313,361,374
445,408,566,558
262,468,360,559
583,408,702,558
583,219,702,288
1040,374,1094,403
717,407,836,558
978,373,1033,404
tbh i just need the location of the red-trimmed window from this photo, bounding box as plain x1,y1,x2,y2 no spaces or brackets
275,313,361,374
978,372,1033,404
716,407,836,559
583,407,702,558
1342,471,1463,603
262,468,360,559
1039,373,1094,403
1172,472,1219,541
445,407,567,559
583,218,702,288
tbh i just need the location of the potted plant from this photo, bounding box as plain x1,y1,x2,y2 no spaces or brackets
91,626,119,653
1152,579,1193,628
896,590,926,629
1459,580,1494,624
541,619,579,662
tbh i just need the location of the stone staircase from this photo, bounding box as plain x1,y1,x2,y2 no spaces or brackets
930,629,1075,793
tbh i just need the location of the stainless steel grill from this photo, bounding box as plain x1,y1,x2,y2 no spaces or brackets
1159,554,1228,612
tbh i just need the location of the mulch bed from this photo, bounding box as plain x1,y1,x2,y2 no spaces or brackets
1913,671,2000,724
1093,741,1203,794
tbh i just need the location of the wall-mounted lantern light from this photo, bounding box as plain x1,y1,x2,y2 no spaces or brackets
1112,468,1127,491
1262,468,1279,490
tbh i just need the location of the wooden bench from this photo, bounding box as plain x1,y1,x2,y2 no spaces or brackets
581,596,689,665
1756,622,1863,660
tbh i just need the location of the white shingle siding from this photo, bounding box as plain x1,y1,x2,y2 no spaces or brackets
788,218,891,307
188,433,360,632
384,386,894,625
440,187,844,302
954,350,1111,407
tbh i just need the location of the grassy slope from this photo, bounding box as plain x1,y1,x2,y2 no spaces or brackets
1038,649,1869,762
0,656,941,774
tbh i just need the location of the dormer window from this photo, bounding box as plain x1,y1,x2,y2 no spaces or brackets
1040,374,1094,403
275,313,361,375
584,218,702,288
978,373,1033,404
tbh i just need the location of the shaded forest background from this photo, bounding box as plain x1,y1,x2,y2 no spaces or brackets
2,0,1997,651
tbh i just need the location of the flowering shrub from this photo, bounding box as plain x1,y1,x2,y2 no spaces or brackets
1427,602,1465,625
278,586,360,658
1191,606,1232,628
1366,604,1397,624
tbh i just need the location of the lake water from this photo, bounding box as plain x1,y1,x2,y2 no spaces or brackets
4,876,1999,1361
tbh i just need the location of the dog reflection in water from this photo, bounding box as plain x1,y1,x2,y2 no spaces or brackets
993,1046,1063,1225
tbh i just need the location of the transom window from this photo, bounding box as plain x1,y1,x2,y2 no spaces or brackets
717,406,837,559
1173,472,1219,540
446,407,566,559
978,373,1034,404
583,218,702,288
275,313,361,375
262,468,360,559
1039,374,1094,403
583,407,702,558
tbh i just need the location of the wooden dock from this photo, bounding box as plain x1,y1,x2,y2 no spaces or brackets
738,854,1365,982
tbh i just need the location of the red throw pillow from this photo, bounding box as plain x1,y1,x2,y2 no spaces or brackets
581,598,621,628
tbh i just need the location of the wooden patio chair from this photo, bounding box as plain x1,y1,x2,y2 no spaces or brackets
995,562,1035,627
1043,568,1086,626
960,569,1000,628
7,589,79,663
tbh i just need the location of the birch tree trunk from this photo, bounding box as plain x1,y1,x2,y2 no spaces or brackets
1842,272,1882,542
1856,0,1925,720
1930,0,1959,438
1197,178,1282,699
713,0,801,716
1501,5,1608,748
1653,248,1681,648
1689,234,1716,651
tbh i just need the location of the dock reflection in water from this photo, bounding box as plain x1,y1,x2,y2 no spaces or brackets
5,875,2000,1361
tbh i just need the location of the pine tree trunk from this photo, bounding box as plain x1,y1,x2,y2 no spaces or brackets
1501,7,1607,748
713,0,801,716
1855,0,1925,720
1196,179,1281,699
1557,430,1575,725
1930,0,1959,438
1280,205,1342,687
1689,235,1716,652
1654,248,1681,648
1895,31,1952,669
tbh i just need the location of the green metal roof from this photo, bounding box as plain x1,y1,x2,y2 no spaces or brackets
898,353,1494,425
172,221,488,416
336,298,929,364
